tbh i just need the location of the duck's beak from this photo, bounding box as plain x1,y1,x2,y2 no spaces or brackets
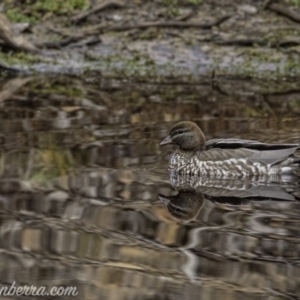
160,135,172,146
158,194,171,205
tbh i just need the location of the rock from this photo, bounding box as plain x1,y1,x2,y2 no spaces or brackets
238,5,257,15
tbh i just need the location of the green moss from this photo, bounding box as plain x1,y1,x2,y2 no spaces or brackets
92,52,167,80
6,7,38,23
282,58,300,74
186,0,202,4
32,0,88,15
162,0,202,6
162,0,202,17
0,51,44,65
4,0,88,24
166,6,181,18
138,28,160,40
289,0,300,6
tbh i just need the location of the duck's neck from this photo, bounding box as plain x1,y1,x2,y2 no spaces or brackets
175,148,197,161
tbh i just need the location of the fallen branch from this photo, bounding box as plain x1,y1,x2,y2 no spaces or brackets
40,24,107,48
104,15,232,32
47,23,107,37
277,39,300,47
265,0,300,23
263,0,274,9
72,1,125,24
215,38,300,48
39,36,84,48
215,38,265,46
0,12,38,52
41,16,231,48
176,10,194,22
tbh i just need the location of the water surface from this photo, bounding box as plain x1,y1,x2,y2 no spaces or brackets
0,75,300,299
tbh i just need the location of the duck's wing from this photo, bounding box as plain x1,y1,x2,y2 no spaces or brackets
204,138,300,151
247,147,299,165
204,139,300,166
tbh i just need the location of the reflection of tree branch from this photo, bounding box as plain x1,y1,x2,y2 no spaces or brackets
0,150,5,177
260,95,277,119
24,149,35,179
0,77,32,103
262,89,300,97
211,80,229,97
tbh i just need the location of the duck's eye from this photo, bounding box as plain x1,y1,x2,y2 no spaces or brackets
175,208,182,214
177,129,184,134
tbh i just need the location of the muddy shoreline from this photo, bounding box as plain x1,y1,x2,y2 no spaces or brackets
0,0,300,79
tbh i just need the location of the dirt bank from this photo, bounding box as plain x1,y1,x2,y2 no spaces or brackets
1,0,300,80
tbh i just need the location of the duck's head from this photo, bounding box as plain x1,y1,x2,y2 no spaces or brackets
160,121,205,151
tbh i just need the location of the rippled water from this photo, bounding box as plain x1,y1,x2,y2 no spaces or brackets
1,75,300,299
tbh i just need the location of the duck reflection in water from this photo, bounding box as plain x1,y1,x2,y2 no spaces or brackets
159,188,204,220
159,173,300,221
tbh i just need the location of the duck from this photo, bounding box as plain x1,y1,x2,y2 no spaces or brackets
160,121,300,176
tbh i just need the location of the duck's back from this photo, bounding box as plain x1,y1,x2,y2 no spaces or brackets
169,139,300,176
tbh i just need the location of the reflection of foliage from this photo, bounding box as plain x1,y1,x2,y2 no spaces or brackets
0,147,76,183
27,78,85,98
30,149,75,183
